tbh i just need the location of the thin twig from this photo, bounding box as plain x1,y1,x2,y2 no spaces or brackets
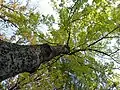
109,48,120,55
0,15,18,28
88,26,120,47
105,36,120,38
65,0,80,46
69,47,120,64
66,29,70,46
69,26,120,55
1,4,18,13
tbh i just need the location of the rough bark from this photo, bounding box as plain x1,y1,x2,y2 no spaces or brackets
0,40,70,82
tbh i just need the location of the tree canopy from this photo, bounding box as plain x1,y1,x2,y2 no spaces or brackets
0,0,120,89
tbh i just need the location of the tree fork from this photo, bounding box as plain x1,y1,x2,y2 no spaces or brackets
0,40,70,82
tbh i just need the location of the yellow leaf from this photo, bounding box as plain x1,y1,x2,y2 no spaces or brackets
0,0,3,5
0,34,4,40
0,0,4,8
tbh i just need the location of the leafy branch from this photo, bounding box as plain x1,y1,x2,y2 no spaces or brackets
0,15,18,28
68,25,120,63
69,26,120,54
66,29,71,46
69,48,120,64
88,26,120,47
1,4,16,12
66,0,80,47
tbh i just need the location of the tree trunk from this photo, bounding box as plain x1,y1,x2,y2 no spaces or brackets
0,40,70,82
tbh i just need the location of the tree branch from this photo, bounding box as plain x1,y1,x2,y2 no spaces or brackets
0,15,18,28
1,4,19,13
88,48,111,56
66,29,71,46
105,36,120,38
88,26,120,47
110,48,120,55
69,47,120,64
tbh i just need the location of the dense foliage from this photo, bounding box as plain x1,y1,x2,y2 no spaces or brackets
0,0,120,89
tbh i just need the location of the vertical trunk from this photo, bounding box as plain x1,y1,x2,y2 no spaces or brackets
0,40,70,82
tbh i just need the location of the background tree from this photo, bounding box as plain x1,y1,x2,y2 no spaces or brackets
0,0,120,89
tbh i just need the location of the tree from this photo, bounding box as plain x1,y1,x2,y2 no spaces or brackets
0,0,120,89
0,40,70,82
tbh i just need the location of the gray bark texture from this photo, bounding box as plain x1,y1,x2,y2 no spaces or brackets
0,40,70,82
